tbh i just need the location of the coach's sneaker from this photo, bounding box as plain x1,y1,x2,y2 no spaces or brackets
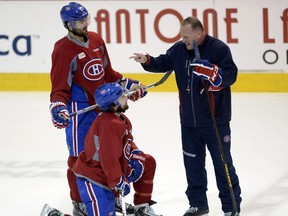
115,197,135,215
224,212,239,216
135,203,162,216
72,201,87,216
40,204,65,216
183,206,209,216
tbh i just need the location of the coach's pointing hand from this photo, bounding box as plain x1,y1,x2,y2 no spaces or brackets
129,53,147,64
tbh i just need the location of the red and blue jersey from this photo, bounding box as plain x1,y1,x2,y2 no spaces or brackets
49,32,123,157
73,112,138,189
50,31,123,106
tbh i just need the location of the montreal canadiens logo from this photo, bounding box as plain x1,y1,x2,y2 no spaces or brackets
83,58,104,81
223,135,230,143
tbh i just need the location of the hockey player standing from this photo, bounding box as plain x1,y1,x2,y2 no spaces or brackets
130,17,242,216
49,2,146,215
41,82,162,216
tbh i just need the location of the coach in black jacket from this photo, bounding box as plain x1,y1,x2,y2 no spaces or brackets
130,17,242,216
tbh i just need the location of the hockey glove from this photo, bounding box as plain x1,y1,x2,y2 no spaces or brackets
49,101,70,129
115,175,131,196
124,78,148,101
127,150,145,182
190,60,223,87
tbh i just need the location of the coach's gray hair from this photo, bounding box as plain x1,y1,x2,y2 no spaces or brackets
182,17,204,31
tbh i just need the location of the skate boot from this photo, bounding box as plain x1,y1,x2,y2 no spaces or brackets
183,207,209,216
40,204,65,216
134,203,162,216
72,201,88,216
115,197,135,215
224,212,239,216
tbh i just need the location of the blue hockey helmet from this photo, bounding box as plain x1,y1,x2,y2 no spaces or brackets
60,2,89,27
95,83,125,111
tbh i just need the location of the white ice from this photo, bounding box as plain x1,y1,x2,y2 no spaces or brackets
0,92,288,216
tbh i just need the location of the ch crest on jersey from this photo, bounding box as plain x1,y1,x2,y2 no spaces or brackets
83,58,105,81
123,140,132,160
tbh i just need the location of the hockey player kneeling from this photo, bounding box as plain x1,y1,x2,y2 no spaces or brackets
41,82,162,216
73,82,162,216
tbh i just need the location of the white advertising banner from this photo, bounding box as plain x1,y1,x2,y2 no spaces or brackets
0,0,287,73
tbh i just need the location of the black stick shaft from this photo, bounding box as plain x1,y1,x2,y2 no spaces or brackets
192,40,238,215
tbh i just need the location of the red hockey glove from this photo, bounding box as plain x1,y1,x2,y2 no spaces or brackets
128,86,147,101
190,60,223,87
122,78,148,101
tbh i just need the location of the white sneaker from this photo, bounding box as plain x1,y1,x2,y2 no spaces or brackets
134,203,162,216
224,212,239,216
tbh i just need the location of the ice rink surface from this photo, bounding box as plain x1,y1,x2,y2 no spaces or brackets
0,92,288,216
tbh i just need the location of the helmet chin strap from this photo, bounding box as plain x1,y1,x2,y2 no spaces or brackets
113,100,128,114
115,106,126,113
114,101,125,113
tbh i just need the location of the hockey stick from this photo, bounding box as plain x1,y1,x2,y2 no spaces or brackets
144,69,173,89
120,192,127,216
68,70,173,117
192,40,238,216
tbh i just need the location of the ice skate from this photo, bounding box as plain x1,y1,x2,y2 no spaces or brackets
115,197,135,215
224,212,239,216
40,204,65,216
134,203,162,216
72,201,87,216
183,206,209,216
